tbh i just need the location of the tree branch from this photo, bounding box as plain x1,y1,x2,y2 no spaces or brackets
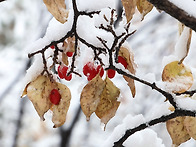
147,0,196,32
113,109,196,147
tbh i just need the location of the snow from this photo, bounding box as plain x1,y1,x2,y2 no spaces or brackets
124,129,165,147
1,0,196,147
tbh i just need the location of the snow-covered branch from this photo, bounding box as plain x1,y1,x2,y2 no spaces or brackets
147,0,196,32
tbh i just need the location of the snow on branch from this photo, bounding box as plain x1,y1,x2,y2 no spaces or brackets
147,0,196,32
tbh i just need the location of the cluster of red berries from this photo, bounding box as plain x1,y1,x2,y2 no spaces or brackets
49,89,61,105
82,56,128,81
58,65,72,81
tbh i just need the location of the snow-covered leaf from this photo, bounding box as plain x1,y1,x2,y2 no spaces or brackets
176,23,192,63
162,61,193,93
119,46,136,97
80,74,105,121
95,76,120,129
43,0,69,24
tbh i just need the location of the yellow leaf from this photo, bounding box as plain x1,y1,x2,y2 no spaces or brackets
26,75,54,120
136,0,153,20
121,0,137,23
119,46,136,97
43,0,69,24
166,117,191,146
95,76,120,129
52,82,71,128
80,74,105,121
184,116,196,140
162,61,193,93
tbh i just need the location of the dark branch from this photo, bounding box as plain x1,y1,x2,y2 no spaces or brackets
147,0,196,32
113,109,196,147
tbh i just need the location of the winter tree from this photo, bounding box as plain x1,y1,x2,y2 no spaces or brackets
1,0,196,147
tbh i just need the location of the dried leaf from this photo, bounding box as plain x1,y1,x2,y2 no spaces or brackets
52,82,71,128
62,52,68,66
136,0,153,20
162,61,193,93
184,116,196,140
95,77,120,128
43,0,68,24
177,23,192,64
26,75,54,120
121,0,137,23
80,74,105,121
166,117,191,146
63,37,75,53
119,46,136,97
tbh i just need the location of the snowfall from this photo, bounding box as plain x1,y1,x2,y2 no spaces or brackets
1,0,196,147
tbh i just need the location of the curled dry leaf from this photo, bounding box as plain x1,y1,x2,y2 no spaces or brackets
136,0,153,20
166,117,191,146
184,116,196,140
63,37,75,53
43,0,69,24
24,75,54,120
95,76,120,128
177,23,192,64
121,0,136,23
52,82,71,128
119,46,136,97
80,74,105,121
162,61,193,93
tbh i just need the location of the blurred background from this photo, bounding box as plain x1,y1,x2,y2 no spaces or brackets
1,0,196,147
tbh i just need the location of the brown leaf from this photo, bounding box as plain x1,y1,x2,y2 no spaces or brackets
121,0,137,23
80,74,105,121
63,37,75,53
52,82,71,128
166,117,191,146
119,46,136,97
184,116,196,140
95,76,120,129
62,52,68,66
43,0,69,24
26,75,54,120
136,0,153,20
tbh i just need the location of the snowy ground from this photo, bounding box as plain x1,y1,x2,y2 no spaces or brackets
1,0,196,147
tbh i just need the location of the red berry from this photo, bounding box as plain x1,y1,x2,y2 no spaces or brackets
58,66,64,79
50,45,55,49
58,65,72,81
64,73,72,81
50,89,61,105
83,62,96,76
96,65,104,77
66,52,74,57
107,69,116,79
118,56,128,69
